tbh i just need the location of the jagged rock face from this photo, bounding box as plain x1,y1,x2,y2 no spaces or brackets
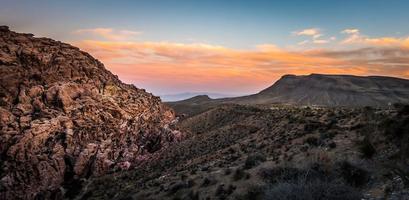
0,26,183,199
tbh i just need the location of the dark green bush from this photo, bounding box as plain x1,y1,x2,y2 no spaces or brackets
244,153,267,169
303,136,320,146
357,138,376,158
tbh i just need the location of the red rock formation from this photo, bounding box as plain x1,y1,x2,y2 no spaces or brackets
0,26,183,199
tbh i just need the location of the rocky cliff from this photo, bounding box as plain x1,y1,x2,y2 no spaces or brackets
0,26,183,199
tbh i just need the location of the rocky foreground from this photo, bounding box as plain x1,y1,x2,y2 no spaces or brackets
0,26,183,199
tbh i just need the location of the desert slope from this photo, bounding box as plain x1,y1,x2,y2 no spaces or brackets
0,26,182,199
78,104,409,200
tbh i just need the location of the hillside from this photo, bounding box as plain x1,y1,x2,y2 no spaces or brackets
77,104,409,200
0,26,183,199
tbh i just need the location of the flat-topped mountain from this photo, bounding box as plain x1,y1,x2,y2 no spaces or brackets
168,74,409,115
253,73,409,106
0,26,183,199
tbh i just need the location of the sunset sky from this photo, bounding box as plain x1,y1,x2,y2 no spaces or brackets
1,0,409,96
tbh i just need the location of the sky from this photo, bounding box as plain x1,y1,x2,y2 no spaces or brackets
1,0,409,95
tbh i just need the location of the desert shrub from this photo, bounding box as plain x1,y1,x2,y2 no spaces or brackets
393,103,409,114
328,142,337,149
118,196,134,200
303,136,320,147
180,174,187,181
201,177,216,187
258,166,325,185
226,184,236,195
185,190,199,200
263,180,362,200
304,121,322,132
362,106,375,120
382,106,409,159
235,185,266,200
357,137,376,158
335,161,369,187
319,131,336,140
214,184,235,198
244,153,266,169
215,184,225,196
186,179,195,188
224,168,232,175
382,105,409,138
168,182,187,195
398,104,409,115
245,164,363,200
232,168,246,181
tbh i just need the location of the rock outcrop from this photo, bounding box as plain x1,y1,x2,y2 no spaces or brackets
0,26,183,199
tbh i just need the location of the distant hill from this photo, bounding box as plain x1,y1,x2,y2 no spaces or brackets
167,74,409,115
160,92,242,102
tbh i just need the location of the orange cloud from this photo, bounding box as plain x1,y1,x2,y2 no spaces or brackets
73,28,141,41
73,38,409,94
341,28,409,47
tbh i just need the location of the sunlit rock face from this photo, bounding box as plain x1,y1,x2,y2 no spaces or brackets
0,26,183,199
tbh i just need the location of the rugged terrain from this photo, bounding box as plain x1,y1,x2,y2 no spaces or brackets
77,103,409,200
168,74,409,116
1,27,409,200
0,26,183,199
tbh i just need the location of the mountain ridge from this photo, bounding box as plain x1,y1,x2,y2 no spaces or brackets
167,73,409,115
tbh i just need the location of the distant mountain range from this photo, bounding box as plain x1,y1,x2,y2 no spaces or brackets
168,74,409,115
160,92,243,102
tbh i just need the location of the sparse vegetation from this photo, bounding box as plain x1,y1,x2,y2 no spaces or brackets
75,104,409,199
263,180,362,200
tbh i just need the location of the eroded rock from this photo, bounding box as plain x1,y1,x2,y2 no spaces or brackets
0,26,183,199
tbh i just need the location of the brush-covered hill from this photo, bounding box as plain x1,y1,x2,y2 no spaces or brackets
0,26,183,199
76,104,409,200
